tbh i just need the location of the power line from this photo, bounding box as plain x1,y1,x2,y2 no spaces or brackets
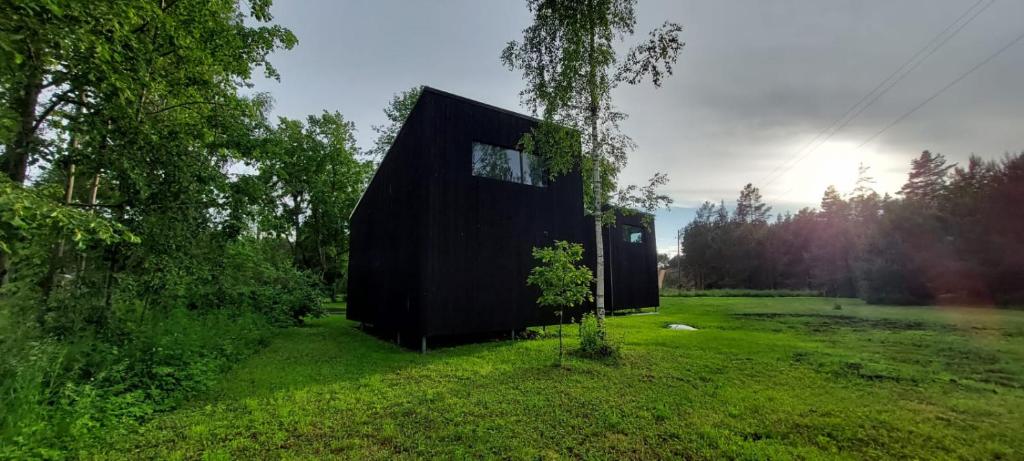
775,28,1024,202
856,28,1024,148
761,0,993,189
759,0,994,190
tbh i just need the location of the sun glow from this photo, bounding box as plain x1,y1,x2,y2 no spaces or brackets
767,140,884,206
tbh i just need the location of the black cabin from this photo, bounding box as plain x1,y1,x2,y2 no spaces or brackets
347,87,658,349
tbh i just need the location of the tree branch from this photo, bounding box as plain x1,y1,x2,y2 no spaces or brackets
145,100,228,116
30,88,78,133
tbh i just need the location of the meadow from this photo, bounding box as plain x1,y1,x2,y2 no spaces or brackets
92,298,1024,460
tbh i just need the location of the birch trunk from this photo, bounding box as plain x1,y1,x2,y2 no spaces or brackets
587,10,606,334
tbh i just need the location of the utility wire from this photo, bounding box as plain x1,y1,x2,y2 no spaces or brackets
856,28,1024,148
775,28,1024,202
759,0,994,190
760,0,988,182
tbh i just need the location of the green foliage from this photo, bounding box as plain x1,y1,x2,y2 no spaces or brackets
0,1,348,457
518,119,582,179
502,0,682,217
257,112,371,300
527,241,594,311
207,239,324,326
527,240,594,365
578,312,620,359
0,177,137,255
369,86,422,162
88,297,1024,459
0,306,273,458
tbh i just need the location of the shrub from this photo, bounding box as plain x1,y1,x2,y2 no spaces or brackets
195,239,325,325
0,304,274,457
578,312,621,359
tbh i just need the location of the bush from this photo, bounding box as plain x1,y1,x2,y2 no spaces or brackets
577,313,620,359
189,239,325,326
0,307,273,458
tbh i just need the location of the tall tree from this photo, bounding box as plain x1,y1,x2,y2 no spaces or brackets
0,0,296,291
810,185,854,296
259,112,371,298
734,183,771,224
369,86,422,163
680,201,717,289
899,150,954,206
502,0,683,334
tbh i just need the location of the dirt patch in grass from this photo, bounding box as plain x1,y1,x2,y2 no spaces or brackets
734,313,950,333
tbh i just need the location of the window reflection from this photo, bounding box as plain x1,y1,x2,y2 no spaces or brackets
623,225,643,244
471,142,545,187
521,151,546,186
472,143,517,182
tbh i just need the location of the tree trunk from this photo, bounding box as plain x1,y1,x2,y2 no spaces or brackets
315,206,328,280
76,173,101,281
56,161,77,259
3,66,43,184
587,15,607,336
0,251,7,287
291,193,303,265
40,162,76,302
0,62,44,287
592,169,605,329
103,245,118,312
558,310,564,367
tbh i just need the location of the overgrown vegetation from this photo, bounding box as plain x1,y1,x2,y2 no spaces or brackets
92,297,1024,459
672,152,1024,305
577,311,620,359
0,1,369,455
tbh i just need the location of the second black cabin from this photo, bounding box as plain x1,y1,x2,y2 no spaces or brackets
347,87,658,349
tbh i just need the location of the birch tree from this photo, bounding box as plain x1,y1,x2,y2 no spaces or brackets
502,0,683,336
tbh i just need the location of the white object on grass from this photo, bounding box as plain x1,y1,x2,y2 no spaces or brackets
667,324,698,331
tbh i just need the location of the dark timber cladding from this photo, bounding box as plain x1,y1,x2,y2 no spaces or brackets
347,87,659,346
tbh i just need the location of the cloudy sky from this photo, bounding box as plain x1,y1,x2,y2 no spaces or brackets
250,0,1024,255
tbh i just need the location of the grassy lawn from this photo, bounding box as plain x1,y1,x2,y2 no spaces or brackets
93,298,1024,460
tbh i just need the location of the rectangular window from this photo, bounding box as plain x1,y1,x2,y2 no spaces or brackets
520,151,546,186
471,142,545,187
623,224,643,244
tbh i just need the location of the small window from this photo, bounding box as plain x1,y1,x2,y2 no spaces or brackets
623,225,643,244
471,142,545,187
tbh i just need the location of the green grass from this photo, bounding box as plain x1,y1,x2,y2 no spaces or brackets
660,288,822,297
93,298,1024,460
322,300,347,316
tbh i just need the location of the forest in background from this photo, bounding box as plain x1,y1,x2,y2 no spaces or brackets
670,150,1024,305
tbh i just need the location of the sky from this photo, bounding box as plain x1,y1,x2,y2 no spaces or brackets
249,0,1024,256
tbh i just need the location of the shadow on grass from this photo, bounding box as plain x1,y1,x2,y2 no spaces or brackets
733,312,950,332
193,315,566,405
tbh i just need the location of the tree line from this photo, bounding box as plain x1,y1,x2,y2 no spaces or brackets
672,150,1024,305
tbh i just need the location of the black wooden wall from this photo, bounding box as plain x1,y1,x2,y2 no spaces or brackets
348,87,658,340
603,212,660,310
346,93,430,337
